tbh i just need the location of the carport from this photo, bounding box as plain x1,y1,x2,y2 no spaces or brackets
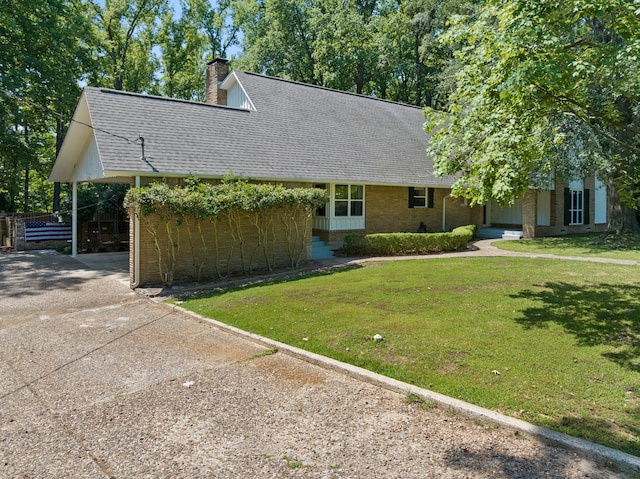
48,88,139,286
72,251,130,282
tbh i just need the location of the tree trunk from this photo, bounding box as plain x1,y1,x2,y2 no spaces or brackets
53,118,65,212
356,62,364,95
23,168,29,212
607,177,639,234
23,126,29,212
607,96,640,234
413,29,422,107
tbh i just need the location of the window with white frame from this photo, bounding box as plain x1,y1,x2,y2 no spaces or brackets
569,189,583,225
334,184,364,217
566,179,586,226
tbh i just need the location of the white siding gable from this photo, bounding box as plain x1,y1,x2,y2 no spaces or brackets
227,83,254,110
72,133,104,182
220,71,256,110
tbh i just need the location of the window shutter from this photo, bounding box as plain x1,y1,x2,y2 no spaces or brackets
563,188,570,225
583,189,590,224
427,188,435,208
408,187,415,208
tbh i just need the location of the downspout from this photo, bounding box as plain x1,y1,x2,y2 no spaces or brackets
130,176,141,289
442,196,446,232
72,181,78,257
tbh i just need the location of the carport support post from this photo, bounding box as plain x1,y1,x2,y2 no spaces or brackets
72,181,78,257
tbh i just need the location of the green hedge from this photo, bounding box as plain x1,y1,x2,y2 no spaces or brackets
342,225,477,256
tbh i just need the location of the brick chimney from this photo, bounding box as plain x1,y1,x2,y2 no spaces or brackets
205,58,229,105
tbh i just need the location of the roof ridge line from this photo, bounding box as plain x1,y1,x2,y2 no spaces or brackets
238,71,425,110
87,87,250,112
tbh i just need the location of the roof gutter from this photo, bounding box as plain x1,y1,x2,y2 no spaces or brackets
102,170,456,190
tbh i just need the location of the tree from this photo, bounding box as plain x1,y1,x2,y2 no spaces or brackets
372,0,478,107
311,0,378,94
88,0,167,92
234,0,321,84
424,0,640,232
186,0,239,60
0,0,93,212
157,0,239,101
158,9,206,100
234,0,478,104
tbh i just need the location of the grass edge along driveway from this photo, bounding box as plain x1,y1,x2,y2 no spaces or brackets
176,256,640,457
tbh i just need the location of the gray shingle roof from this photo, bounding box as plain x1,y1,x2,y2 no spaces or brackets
76,72,454,187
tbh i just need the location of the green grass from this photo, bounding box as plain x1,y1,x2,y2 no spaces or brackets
493,233,640,261
176,257,640,456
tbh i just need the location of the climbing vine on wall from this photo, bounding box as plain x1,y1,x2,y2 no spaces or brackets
124,177,327,286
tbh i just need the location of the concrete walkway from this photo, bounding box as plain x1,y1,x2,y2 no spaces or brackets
0,247,638,478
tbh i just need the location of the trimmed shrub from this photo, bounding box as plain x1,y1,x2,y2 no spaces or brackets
342,225,477,256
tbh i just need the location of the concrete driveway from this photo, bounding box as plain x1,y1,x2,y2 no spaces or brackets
0,250,636,478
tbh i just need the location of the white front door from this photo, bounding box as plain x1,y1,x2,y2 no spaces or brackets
488,198,523,225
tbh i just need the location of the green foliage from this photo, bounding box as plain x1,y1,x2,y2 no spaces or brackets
46,183,128,223
425,0,640,230
157,0,239,100
87,0,168,92
342,225,476,256
233,0,320,84
234,0,478,105
0,0,93,212
157,7,207,101
124,177,327,219
124,177,327,285
186,0,239,59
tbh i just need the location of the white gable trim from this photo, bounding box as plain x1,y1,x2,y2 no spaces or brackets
49,92,108,182
219,71,256,111
72,133,105,181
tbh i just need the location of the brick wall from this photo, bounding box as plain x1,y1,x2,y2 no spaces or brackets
365,185,483,234
319,186,482,248
134,209,312,287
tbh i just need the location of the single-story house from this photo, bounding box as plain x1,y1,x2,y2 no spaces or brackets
49,59,608,287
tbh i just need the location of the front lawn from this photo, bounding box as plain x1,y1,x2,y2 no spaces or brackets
177,257,640,456
493,233,640,261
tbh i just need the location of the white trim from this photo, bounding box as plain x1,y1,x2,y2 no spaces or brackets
72,182,78,257
219,71,257,111
536,190,551,226
410,186,427,208
328,183,365,231
102,170,454,189
594,175,607,224
442,196,446,232
131,176,141,289
568,179,584,226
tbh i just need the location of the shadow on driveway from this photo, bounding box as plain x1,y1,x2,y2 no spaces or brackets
0,250,134,329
